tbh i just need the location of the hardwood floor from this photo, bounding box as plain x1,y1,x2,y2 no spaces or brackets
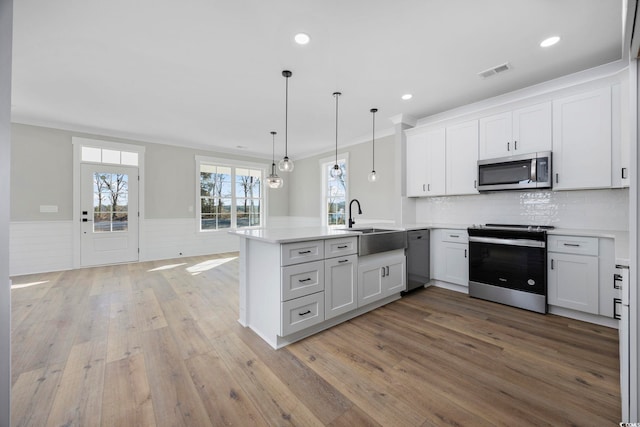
10,254,621,426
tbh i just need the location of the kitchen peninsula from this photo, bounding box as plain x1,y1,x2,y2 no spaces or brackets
230,227,407,349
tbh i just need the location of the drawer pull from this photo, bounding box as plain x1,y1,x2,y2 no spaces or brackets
614,273,623,289
614,298,622,320
298,250,312,254
338,259,349,263
298,278,312,283
449,234,459,238
563,243,580,247
337,245,348,249
298,310,311,316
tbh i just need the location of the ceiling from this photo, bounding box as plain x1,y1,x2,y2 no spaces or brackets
11,0,624,160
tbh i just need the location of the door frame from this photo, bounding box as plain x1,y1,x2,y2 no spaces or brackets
72,137,146,269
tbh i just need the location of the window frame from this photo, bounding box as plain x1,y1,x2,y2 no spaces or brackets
195,156,267,232
319,153,349,228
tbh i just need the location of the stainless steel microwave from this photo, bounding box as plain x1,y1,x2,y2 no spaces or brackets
477,151,552,192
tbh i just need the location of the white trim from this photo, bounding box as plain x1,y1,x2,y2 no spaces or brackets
72,137,145,268
195,155,269,232
319,153,350,227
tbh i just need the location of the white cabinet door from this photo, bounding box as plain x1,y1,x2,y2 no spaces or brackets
324,255,357,319
552,87,612,190
406,127,446,197
512,102,552,154
406,131,429,197
358,262,384,307
446,120,479,195
383,255,406,297
358,252,406,307
479,111,511,159
442,242,469,287
548,252,599,314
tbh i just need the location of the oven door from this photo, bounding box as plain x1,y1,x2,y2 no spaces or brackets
468,236,546,295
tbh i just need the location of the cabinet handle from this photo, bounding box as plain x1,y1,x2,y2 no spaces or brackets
563,243,580,247
551,259,554,270
464,249,467,258
338,259,349,263
555,173,559,184
337,245,348,249
507,142,510,151
381,267,386,277
298,250,312,254
614,298,622,320
423,184,426,192
449,234,459,238
428,184,431,191
614,273,623,289
298,278,312,283
622,168,628,179
474,179,477,189
514,140,517,150
298,310,311,316
386,266,390,276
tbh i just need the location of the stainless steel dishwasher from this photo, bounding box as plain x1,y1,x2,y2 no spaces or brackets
405,229,430,292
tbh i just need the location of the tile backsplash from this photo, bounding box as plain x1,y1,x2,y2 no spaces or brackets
415,188,629,231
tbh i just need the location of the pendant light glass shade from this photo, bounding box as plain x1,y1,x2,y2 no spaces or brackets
330,92,342,179
267,131,283,189
368,108,378,183
278,70,294,172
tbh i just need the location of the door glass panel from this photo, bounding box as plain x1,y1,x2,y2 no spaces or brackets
93,172,128,232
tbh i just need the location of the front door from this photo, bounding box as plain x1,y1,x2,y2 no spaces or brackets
80,163,139,267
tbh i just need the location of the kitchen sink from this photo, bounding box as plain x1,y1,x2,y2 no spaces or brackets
344,228,407,255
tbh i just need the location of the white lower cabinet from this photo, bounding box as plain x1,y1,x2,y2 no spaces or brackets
357,250,406,307
548,252,599,314
281,292,325,336
324,254,357,319
432,229,469,288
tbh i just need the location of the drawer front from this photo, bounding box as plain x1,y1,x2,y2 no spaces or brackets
325,236,358,258
440,229,468,244
548,235,598,256
281,261,325,301
281,240,324,266
281,292,325,336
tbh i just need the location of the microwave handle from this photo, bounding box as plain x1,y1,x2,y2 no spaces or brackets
531,158,537,182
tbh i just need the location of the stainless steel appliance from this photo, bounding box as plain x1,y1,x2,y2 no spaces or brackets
405,229,430,292
477,151,551,191
468,224,552,313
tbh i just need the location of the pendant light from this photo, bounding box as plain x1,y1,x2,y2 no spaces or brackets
278,70,294,172
330,91,342,178
368,108,378,183
267,131,283,189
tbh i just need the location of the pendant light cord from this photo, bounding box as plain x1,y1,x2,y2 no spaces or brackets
333,92,341,166
284,75,289,157
371,108,377,171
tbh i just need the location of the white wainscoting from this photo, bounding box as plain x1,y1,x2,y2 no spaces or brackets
141,218,240,262
10,221,74,276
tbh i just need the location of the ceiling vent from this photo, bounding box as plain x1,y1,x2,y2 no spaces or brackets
478,62,511,79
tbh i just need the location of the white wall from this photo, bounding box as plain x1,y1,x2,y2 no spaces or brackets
416,189,629,230
0,0,12,424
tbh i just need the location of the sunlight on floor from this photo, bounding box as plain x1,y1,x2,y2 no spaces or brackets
186,257,237,275
148,263,188,272
11,280,49,290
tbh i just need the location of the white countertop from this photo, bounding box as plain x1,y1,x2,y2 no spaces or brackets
230,223,630,263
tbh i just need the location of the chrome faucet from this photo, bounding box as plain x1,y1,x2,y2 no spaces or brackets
348,199,362,228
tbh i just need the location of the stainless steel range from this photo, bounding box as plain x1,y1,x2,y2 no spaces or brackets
467,224,553,314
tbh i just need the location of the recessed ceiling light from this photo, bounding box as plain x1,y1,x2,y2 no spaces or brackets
294,33,310,45
401,94,413,101
540,36,560,47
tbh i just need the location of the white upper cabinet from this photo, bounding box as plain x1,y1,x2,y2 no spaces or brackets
446,120,479,195
552,87,612,190
406,127,446,197
478,102,552,160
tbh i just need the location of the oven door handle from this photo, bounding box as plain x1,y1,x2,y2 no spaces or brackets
469,236,546,248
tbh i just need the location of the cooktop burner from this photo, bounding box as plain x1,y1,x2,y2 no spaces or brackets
470,224,555,232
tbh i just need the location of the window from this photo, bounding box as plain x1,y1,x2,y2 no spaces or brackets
197,157,265,231
81,146,139,166
320,155,348,227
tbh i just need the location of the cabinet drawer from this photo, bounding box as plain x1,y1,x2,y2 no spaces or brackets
440,229,468,244
281,292,325,336
281,240,324,266
548,235,598,256
325,236,358,258
281,261,325,301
